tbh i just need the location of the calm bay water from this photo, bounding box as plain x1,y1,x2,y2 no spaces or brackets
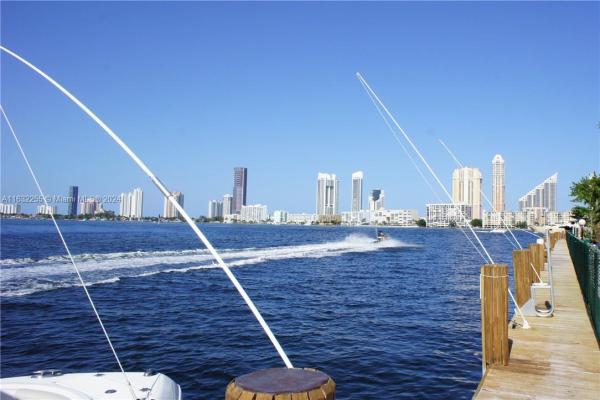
0,219,537,398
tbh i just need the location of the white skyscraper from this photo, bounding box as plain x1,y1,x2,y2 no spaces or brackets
120,188,143,219
351,171,364,212
452,167,482,219
316,173,339,216
130,188,143,219
492,155,505,212
518,173,558,211
208,200,223,218
163,192,184,219
119,192,131,217
223,194,233,216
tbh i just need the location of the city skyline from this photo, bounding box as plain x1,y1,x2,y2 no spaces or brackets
1,3,596,216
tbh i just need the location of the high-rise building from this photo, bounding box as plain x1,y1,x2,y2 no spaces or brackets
80,198,99,215
223,194,233,216
368,189,385,211
271,210,288,224
163,192,184,219
119,192,131,217
37,204,57,215
67,186,78,216
452,167,482,219
0,203,21,214
426,203,472,227
208,200,223,218
518,173,558,211
316,173,339,216
119,188,143,219
351,171,364,212
240,204,268,223
232,167,247,214
492,155,505,212
130,188,143,219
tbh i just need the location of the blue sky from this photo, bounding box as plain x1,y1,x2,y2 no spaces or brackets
1,1,598,216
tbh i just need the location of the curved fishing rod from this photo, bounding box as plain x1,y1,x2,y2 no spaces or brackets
1,45,293,368
438,140,544,283
362,84,487,263
1,106,138,400
356,72,530,329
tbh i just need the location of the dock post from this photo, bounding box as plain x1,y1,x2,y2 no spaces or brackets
480,264,509,370
225,368,335,400
512,250,533,306
529,243,544,276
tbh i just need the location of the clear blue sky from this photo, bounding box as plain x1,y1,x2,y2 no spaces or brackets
1,1,598,216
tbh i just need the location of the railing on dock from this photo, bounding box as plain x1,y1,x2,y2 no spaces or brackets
566,232,600,342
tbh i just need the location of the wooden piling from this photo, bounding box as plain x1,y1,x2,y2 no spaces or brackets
225,368,335,400
529,243,544,277
512,250,533,307
480,264,509,368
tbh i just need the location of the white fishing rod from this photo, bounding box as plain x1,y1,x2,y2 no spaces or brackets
1,45,294,368
438,140,544,283
356,72,530,329
362,83,487,263
1,106,138,400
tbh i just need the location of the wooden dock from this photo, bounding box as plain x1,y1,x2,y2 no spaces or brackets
474,239,600,399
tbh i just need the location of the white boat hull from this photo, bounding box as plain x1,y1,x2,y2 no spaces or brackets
0,371,181,400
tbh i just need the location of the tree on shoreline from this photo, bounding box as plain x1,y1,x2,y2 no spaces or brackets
570,172,600,241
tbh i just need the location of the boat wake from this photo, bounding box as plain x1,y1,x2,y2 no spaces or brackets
0,234,416,297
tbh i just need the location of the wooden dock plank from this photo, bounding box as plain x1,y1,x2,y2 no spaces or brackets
474,239,600,399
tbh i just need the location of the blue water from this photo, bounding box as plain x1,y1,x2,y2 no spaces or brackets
0,219,537,398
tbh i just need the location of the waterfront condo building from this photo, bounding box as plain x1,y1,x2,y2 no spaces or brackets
316,173,339,216
0,203,21,214
163,192,184,219
426,203,472,227
518,173,557,212
208,200,223,219
120,188,143,219
351,171,364,212
368,189,385,211
492,154,505,212
37,204,57,215
232,167,247,214
67,186,78,216
452,167,482,219
240,204,268,223
222,194,233,216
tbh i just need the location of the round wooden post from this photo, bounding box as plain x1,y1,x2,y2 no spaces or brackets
512,250,533,307
225,368,335,400
480,264,509,368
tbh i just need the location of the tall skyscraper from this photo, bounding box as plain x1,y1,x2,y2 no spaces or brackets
67,186,78,216
518,173,558,211
130,188,143,219
223,194,233,216
316,173,339,216
232,167,247,214
119,192,131,217
452,167,482,219
119,188,143,219
163,192,184,219
351,171,364,212
368,189,385,211
492,155,505,212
